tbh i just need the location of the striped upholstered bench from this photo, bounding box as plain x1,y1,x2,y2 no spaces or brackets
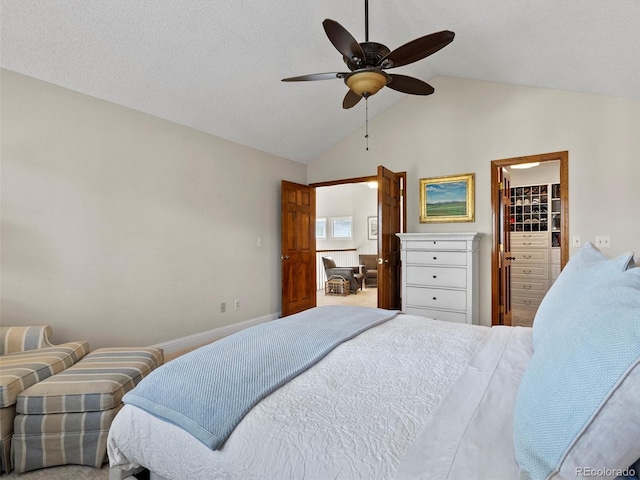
0,326,88,473
12,346,163,473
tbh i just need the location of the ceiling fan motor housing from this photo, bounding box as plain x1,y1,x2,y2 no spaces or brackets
343,42,391,70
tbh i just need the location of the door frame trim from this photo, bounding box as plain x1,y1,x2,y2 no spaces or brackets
490,151,569,326
310,175,377,188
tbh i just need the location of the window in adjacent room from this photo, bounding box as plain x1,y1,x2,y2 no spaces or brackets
316,218,327,239
331,216,352,239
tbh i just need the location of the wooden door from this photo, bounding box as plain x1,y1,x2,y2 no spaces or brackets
498,168,513,326
377,166,404,310
281,181,316,316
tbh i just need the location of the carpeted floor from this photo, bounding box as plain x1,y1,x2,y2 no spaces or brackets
2,464,110,479
511,306,535,327
316,285,377,308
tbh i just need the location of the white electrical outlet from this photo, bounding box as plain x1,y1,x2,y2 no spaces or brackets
572,235,581,247
220,302,226,313
595,235,611,248
234,299,240,310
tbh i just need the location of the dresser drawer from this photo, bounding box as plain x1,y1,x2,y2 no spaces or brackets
404,240,467,251
405,307,468,324
406,266,467,289
511,264,549,279
511,295,544,308
510,249,549,264
511,279,549,294
406,287,467,311
511,233,549,248
512,288,546,301
406,250,467,266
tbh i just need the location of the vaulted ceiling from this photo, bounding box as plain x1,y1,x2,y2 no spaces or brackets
2,1,639,163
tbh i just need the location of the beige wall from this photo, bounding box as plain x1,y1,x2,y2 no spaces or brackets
1,70,307,349
2,72,638,344
309,76,640,325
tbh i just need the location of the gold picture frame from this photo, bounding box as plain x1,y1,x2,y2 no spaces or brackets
419,173,475,223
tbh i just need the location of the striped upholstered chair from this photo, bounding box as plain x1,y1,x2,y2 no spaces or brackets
0,326,89,473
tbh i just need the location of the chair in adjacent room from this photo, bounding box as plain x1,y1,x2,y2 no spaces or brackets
358,254,378,288
321,257,365,294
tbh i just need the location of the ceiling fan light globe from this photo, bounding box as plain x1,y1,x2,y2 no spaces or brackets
345,71,388,97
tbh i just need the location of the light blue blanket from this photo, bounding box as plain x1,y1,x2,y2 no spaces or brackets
123,305,399,450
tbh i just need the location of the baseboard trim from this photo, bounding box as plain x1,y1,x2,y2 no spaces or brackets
151,312,281,356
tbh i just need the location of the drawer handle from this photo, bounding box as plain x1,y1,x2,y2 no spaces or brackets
523,242,532,245
524,300,532,305
433,256,437,260
523,285,532,290
523,255,532,259
523,270,532,274
432,297,437,300
433,241,437,244
432,275,437,279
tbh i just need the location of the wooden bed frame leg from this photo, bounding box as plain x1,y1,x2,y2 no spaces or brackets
109,466,146,480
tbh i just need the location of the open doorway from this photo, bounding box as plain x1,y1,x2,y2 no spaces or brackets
282,168,405,316
308,168,406,311
314,181,379,308
491,151,569,326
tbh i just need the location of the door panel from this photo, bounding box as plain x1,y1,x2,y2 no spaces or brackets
498,168,513,326
281,181,316,316
377,166,403,310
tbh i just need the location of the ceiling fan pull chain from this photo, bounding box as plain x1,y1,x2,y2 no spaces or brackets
365,97,369,151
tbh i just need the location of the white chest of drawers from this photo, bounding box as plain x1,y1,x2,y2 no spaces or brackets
397,232,482,324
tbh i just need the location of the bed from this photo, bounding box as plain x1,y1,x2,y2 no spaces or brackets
107,243,640,480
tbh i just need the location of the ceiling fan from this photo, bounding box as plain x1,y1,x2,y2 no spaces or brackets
282,0,455,109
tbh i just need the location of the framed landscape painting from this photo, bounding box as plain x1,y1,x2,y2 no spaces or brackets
419,173,475,223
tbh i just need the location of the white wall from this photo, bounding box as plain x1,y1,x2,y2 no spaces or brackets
316,183,377,254
508,161,560,187
308,76,640,326
0,70,307,349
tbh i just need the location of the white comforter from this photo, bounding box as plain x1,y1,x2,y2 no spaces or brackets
108,315,529,480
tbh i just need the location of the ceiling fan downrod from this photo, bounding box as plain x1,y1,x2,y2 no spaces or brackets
364,0,369,42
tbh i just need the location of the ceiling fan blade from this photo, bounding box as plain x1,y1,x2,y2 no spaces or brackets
342,89,362,109
379,30,454,69
387,74,435,95
323,19,366,66
282,72,348,82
